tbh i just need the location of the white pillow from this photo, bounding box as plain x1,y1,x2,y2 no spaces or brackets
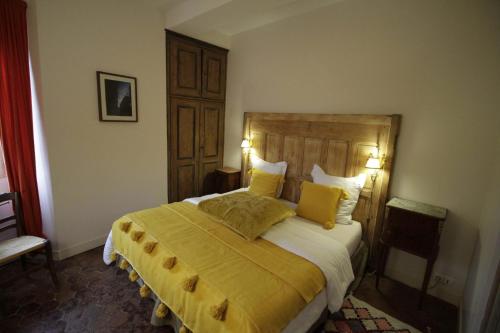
250,155,287,197
310,164,366,225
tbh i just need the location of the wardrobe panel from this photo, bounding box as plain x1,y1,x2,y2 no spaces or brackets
169,37,202,97
177,105,196,160
177,165,196,201
202,48,227,100
199,161,218,195
168,98,200,202
199,101,224,195
201,105,220,158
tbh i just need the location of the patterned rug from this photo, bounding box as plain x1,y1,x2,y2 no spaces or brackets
323,296,422,333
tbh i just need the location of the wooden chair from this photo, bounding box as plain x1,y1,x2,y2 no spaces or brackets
0,192,58,287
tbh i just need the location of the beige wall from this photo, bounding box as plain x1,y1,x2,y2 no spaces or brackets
28,0,168,259
224,0,500,305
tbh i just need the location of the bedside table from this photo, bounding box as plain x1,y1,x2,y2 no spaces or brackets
376,197,447,308
215,167,241,193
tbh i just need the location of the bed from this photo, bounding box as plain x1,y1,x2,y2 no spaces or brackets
185,188,365,333
103,113,400,333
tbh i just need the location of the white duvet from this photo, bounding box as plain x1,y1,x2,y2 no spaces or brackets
103,189,354,331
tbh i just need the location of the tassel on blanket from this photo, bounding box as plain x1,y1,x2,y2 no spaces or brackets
182,275,199,292
131,230,144,242
323,221,334,230
163,256,177,270
110,251,117,262
119,221,132,233
119,258,129,270
139,284,150,298
143,241,157,254
129,270,139,282
155,303,169,319
209,299,228,321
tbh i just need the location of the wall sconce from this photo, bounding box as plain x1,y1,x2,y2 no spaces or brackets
241,139,251,149
365,153,384,185
241,139,252,155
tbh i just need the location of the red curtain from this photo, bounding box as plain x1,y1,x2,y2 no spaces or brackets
0,0,44,237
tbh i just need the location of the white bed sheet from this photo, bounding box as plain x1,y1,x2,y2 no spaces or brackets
282,215,362,256
103,188,360,333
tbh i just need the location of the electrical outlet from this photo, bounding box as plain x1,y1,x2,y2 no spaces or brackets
434,273,454,285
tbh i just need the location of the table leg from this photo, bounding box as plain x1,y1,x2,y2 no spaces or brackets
376,244,389,289
419,257,435,309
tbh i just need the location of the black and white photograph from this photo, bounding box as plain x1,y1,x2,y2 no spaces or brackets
97,71,137,122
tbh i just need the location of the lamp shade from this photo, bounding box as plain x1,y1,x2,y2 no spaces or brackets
365,157,382,169
241,139,251,149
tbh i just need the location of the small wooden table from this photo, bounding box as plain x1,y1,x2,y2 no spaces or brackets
376,197,447,308
215,167,241,194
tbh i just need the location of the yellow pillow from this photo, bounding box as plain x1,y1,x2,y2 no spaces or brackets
198,192,296,240
248,168,284,198
296,181,348,229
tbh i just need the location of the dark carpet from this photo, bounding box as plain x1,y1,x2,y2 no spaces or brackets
0,247,456,333
0,247,171,333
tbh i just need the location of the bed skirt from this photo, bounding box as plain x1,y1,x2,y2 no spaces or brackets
348,240,369,294
114,240,368,333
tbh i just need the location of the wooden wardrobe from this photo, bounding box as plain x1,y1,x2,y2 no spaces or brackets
166,31,228,202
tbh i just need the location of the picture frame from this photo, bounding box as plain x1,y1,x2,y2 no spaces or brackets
97,71,138,122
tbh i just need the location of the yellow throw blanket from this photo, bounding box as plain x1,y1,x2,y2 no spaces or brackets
112,202,325,333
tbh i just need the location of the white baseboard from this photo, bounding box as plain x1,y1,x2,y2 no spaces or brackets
53,234,107,260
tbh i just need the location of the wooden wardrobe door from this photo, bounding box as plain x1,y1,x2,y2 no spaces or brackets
202,48,227,100
169,98,200,202
169,37,202,97
167,31,228,202
198,101,224,195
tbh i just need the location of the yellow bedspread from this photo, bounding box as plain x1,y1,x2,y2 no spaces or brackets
112,202,325,333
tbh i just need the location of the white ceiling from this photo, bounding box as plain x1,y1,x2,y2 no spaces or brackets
151,0,344,48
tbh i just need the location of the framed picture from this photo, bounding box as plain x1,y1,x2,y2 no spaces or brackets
97,71,138,122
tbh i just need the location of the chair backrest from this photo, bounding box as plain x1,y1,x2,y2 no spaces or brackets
0,192,24,238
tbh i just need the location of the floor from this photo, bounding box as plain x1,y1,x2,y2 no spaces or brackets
356,274,457,333
0,246,457,333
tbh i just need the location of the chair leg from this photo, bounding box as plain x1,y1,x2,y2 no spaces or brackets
45,241,59,288
21,254,28,271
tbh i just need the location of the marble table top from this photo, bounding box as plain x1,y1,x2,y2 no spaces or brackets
387,197,447,220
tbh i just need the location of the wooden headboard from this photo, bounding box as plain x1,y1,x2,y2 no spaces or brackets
241,113,401,257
